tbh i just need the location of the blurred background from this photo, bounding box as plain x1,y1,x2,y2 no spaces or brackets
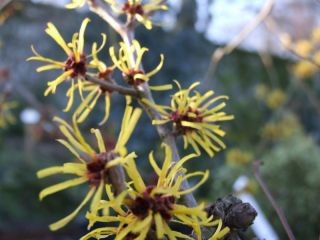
0,0,320,239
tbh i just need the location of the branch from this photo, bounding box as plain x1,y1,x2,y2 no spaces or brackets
87,0,125,36
205,0,274,80
85,74,140,97
0,0,12,11
253,160,296,240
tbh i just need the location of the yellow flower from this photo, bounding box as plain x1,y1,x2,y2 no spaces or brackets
110,40,171,91
0,98,17,128
145,81,233,157
294,39,313,57
66,0,86,9
28,18,106,110
37,104,142,231
72,43,116,125
226,148,253,166
293,60,317,79
105,0,168,29
261,113,300,141
266,89,286,109
82,144,229,240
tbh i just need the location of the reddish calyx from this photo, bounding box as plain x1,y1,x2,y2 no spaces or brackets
122,3,144,16
64,54,87,78
124,69,145,86
86,153,108,187
170,107,203,134
129,185,175,221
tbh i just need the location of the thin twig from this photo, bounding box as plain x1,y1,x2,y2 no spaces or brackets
204,0,275,81
253,160,296,240
85,74,140,97
0,0,12,11
87,0,125,36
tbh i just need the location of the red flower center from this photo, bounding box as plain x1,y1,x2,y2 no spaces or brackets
86,153,108,187
129,186,175,221
122,3,144,16
64,54,87,78
123,69,145,86
170,107,203,134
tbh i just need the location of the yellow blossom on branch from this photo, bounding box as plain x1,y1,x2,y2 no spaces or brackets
28,18,107,110
71,42,116,125
145,81,233,157
37,104,142,231
105,0,167,29
110,40,171,91
82,144,229,240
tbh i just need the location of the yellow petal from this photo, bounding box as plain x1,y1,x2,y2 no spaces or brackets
99,93,110,125
45,22,71,55
91,128,106,152
149,84,172,91
49,187,95,231
146,54,164,77
63,79,75,112
178,171,209,195
37,166,64,178
154,213,165,239
115,106,142,153
90,181,104,213
39,177,87,200
78,18,91,54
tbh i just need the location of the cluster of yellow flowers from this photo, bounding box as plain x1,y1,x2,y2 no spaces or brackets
29,1,236,239
261,113,301,141
255,84,286,109
289,27,320,79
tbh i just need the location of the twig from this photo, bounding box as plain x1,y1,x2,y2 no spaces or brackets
85,74,140,97
204,0,275,81
0,0,12,11
253,160,296,240
87,0,125,36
